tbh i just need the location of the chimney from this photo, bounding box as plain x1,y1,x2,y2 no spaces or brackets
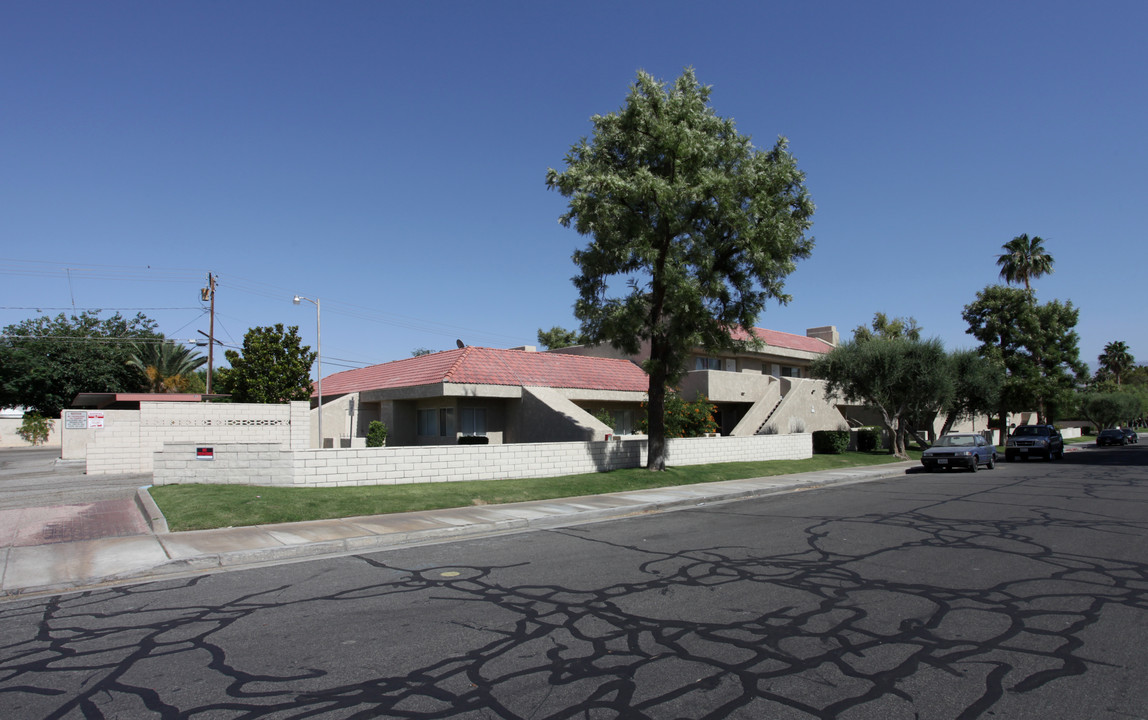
806,326,839,347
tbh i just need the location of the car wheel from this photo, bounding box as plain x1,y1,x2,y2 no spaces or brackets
987,455,995,470
970,458,978,473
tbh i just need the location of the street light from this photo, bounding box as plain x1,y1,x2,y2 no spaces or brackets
293,294,322,448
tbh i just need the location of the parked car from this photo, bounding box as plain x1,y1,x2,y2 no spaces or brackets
1122,427,1139,444
1005,424,1064,461
1097,428,1127,446
921,433,996,472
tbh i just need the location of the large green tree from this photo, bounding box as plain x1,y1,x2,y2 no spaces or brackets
214,324,317,404
1078,392,1142,430
996,233,1054,290
963,285,1086,426
811,337,951,459
0,311,159,416
937,349,1004,437
536,326,585,350
546,68,815,470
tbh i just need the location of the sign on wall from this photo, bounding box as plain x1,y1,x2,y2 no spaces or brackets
196,447,214,461
87,412,104,429
64,411,87,430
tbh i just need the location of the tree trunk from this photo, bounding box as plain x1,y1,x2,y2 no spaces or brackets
646,360,668,471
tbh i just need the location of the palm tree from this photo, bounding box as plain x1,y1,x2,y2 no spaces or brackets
1098,341,1135,387
128,340,208,393
996,234,1054,290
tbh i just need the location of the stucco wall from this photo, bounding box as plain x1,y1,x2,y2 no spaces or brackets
152,433,813,487
679,369,776,404
512,387,610,443
0,416,61,448
759,379,848,435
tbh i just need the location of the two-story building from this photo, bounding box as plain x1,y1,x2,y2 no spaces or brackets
547,326,848,436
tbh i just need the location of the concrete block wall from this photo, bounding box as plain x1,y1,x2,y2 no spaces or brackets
658,433,812,466
87,402,306,475
151,434,810,487
153,443,293,485
85,411,142,474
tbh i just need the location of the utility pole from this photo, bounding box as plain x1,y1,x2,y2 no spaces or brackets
201,273,216,394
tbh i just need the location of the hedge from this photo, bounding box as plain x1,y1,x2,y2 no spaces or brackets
856,426,882,452
812,430,850,454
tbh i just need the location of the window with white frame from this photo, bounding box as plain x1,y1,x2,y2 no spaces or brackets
460,407,487,436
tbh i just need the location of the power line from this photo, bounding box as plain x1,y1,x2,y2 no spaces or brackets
3,260,533,351
0,307,201,311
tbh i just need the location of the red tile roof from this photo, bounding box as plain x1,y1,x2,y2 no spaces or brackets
318,347,649,397
730,327,833,354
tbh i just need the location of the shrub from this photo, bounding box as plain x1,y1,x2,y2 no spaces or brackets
638,391,718,438
856,426,882,452
592,408,614,428
366,421,388,447
17,413,52,446
812,430,850,454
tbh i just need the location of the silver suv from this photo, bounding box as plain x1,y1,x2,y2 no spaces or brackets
1005,424,1064,461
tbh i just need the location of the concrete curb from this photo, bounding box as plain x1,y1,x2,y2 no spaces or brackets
135,486,170,534
1,462,914,599
143,464,913,575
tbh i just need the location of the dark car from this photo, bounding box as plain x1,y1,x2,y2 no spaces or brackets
921,433,997,472
1123,427,1139,444
1097,428,1127,446
1005,424,1064,461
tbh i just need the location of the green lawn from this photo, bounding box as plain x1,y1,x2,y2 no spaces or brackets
149,450,913,532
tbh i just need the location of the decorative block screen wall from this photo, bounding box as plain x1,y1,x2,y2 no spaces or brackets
86,402,308,475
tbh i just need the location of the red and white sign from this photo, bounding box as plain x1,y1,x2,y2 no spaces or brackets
196,447,214,461
87,412,104,429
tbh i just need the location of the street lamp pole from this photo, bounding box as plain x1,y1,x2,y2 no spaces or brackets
293,295,322,448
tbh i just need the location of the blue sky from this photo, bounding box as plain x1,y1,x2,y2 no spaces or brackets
3,1,1145,377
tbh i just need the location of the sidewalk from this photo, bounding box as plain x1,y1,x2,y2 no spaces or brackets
0,462,915,599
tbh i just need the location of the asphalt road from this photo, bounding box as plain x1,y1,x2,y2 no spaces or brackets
2,443,1147,719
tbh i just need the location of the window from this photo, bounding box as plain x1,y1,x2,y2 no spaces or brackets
438,408,454,437
696,356,722,371
780,366,802,378
611,410,634,435
460,407,486,436
418,407,456,437
417,409,436,436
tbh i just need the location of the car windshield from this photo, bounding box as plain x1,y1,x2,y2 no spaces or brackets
1101,429,1122,436
934,435,975,447
1013,426,1048,436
